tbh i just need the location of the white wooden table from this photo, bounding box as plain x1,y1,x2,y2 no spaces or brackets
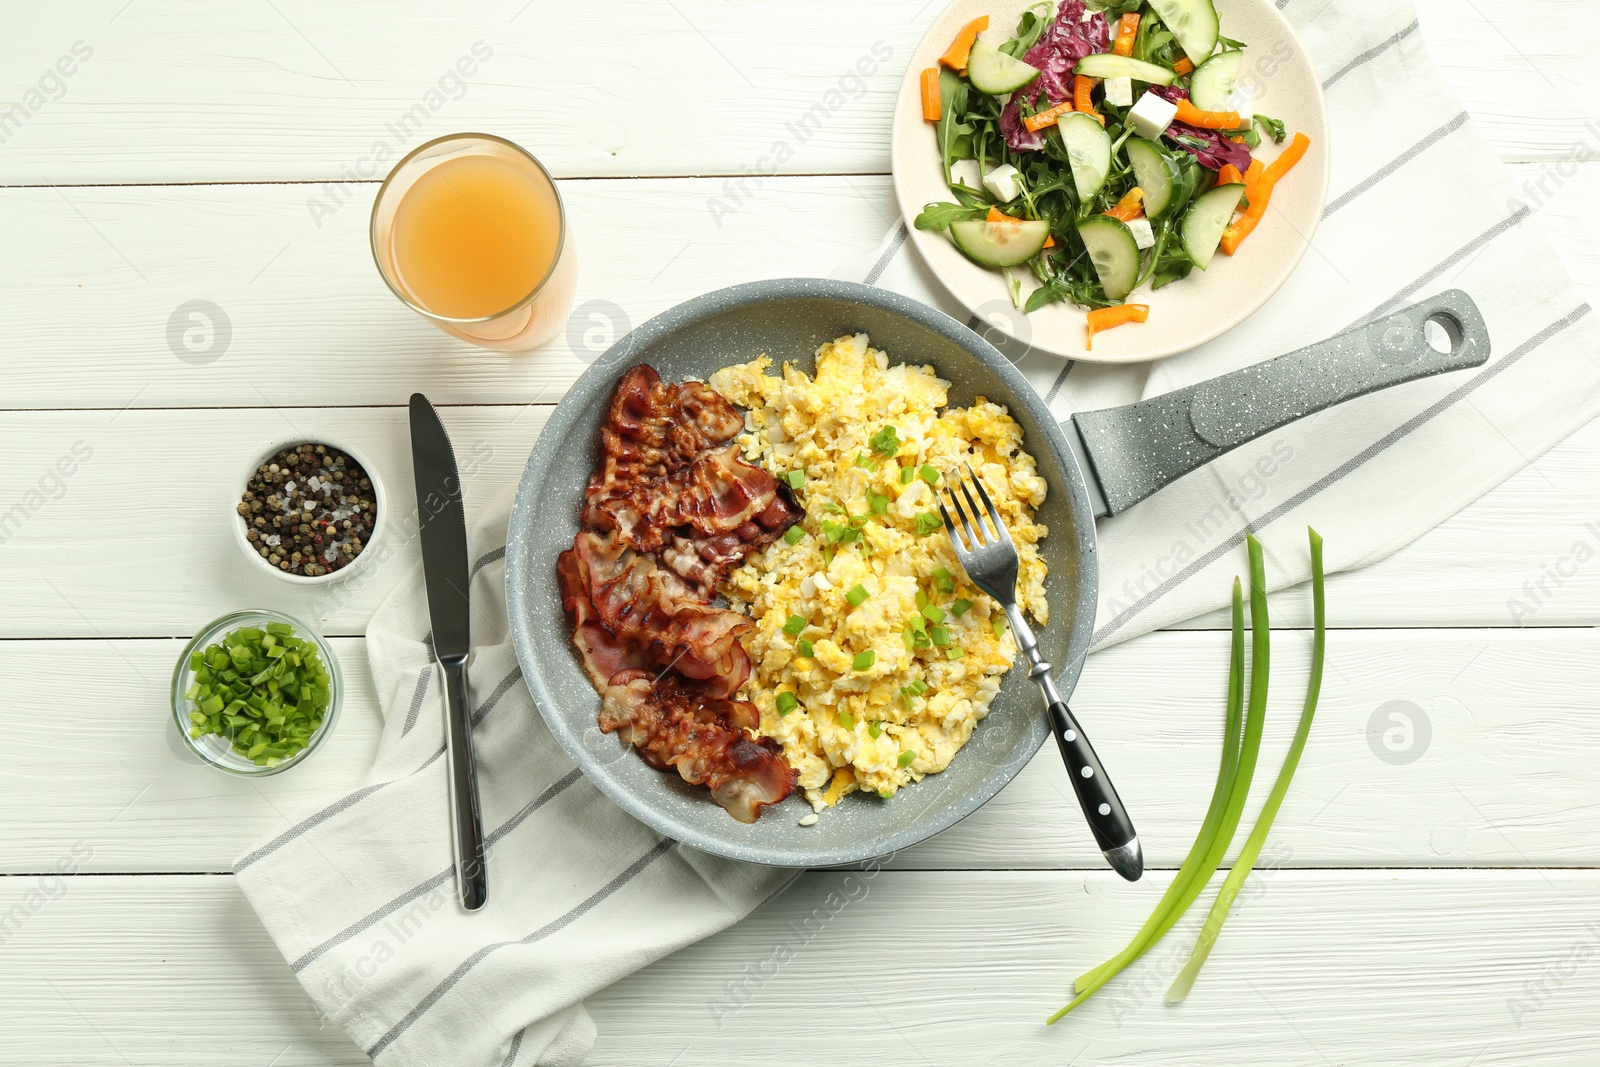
3,2,1599,1063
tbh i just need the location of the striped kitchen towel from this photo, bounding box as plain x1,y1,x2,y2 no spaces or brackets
235,488,796,1066
839,0,1600,647
236,1,1600,1064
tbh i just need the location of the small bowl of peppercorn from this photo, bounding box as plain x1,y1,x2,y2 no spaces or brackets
233,439,386,584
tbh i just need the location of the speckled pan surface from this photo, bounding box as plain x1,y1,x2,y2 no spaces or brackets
506,279,1098,867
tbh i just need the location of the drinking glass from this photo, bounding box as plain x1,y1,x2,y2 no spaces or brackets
370,133,577,352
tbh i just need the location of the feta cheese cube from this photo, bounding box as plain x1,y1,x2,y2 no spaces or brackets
948,158,982,192
983,163,1022,203
1104,76,1133,108
1128,91,1178,140
1228,89,1254,130
1126,217,1156,250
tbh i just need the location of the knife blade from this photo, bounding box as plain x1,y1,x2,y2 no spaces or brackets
409,393,488,911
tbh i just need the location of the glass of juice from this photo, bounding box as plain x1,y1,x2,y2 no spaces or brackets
370,133,577,352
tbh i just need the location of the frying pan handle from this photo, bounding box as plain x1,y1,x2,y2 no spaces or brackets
1068,290,1491,516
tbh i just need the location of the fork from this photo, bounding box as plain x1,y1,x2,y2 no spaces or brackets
938,466,1143,881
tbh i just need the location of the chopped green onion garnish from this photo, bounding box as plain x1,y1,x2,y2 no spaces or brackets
906,678,929,696
878,788,894,799
182,622,331,765
784,526,806,546
908,613,926,633
839,711,857,729
945,647,964,660
783,614,806,636
852,650,876,671
951,599,972,617
797,639,814,658
870,425,901,456
932,566,954,594
900,465,915,485
929,626,951,647
776,691,798,715
785,470,806,489
898,751,916,768
868,720,883,739
846,584,870,608
824,502,846,514
854,453,873,468
921,604,947,624
993,617,1007,638
902,628,916,651
915,590,928,610
919,465,939,485
869,493,889,516
915,512,942,537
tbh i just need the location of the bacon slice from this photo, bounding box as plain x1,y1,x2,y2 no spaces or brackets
600,672,796,823
560,365,799,820
600,444,803,552
584,365,745,508
570,529,751,698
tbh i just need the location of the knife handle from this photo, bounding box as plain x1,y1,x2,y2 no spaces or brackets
440,657,488,911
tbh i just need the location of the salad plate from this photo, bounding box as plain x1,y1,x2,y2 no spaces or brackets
890,0,1330,363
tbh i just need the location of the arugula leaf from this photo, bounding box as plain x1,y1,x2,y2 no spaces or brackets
914,201,987,232
937,68,976,180
1238,125,1262,151
1000,2,1053,59
1254,113,1288,144
1217,35,1248,50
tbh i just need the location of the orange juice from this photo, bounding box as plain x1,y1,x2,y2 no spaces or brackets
389,153,562,320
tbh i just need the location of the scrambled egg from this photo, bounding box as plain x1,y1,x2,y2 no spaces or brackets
709,334,1050,812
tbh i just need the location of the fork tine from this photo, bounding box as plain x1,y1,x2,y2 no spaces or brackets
964,463,1014,549
943,486,979,550
937,497,965,554
956,472,990,544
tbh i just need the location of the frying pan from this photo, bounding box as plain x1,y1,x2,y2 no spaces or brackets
505,279,1488,867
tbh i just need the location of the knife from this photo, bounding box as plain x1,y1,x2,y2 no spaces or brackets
409,393,488,911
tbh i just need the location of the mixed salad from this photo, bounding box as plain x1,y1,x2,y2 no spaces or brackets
915,0,1311,348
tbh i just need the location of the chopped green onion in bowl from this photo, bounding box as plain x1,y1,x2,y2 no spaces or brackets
170,609,342,776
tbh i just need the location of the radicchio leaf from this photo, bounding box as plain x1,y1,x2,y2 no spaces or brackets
1000,0,1109,153
1148,84,1253,172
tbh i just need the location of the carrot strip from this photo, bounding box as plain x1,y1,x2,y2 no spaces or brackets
1173,57,1195,76
1174,99,1241,130
920,67,941,122
1023,99,1075,132
1104,187,1145,222
1074,75,1103,126
1221,135,1309,256
939,16,989,70
1113,13,1141,57
1085,304,1149,350
1265,131,1311,184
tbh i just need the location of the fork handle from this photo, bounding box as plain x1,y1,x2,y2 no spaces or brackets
1007,609,1142,881
1044,698,1137,863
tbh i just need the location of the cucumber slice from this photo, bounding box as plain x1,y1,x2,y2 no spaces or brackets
1075,53,1177,86
1058,112,1112,201
1181,182,1245,270
1189,49,1244,113
949,217,1051,268
1124,138,1177,219
966,38,1041,95
1077,216,1142,301
1147,0,1220,66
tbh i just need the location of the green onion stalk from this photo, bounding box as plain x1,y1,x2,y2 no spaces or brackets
1167,527,1325,1002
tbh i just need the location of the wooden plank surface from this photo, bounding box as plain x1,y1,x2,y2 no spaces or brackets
1,871,1594,1066
1,627,1594,873
6,397,1600,638
0,0,1590,186
0,163,1594,411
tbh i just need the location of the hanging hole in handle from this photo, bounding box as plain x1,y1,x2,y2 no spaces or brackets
1425,312,1463,355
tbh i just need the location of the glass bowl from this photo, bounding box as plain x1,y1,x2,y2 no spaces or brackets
171,609,343,776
